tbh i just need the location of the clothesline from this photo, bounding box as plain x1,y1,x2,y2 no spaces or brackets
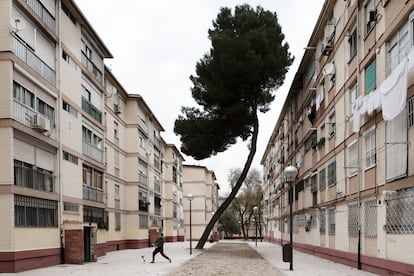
352,49,414,133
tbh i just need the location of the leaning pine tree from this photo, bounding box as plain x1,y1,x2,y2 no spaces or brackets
174,4,293,249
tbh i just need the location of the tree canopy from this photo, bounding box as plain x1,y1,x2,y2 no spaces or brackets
174,4,293,249
174,4,293,160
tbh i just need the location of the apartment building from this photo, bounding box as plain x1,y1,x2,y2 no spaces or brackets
261,0,414,274
162,144,185,242
0,0,186,272
182,165,220,242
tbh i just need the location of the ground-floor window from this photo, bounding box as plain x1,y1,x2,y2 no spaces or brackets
14,195,58,227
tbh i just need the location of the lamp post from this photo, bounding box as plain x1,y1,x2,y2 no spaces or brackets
187,193,193,255
253,206,258,247
284,165,298,271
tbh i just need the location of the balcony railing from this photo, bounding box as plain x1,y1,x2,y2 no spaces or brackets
81,52,102,83
82,140,103,163
12,36,55,85
13,100,56,139
138,173,148,185
83,185,104,202
82,98,102,123
26,0,55,31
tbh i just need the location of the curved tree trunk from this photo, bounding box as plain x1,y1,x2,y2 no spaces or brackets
195,109,259,249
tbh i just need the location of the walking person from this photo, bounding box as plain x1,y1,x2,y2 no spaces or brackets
150,233,171,263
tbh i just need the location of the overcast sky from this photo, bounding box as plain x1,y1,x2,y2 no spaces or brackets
74,0,325,195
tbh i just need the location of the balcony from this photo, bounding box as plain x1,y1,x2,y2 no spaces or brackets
138,173,148,185
13,100,56,139
82,140,103,163
81,52,102,83
83,185,104,202
82,98,102,124
12,36,55,85
26,0,55,31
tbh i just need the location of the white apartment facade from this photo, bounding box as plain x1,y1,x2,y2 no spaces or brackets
0,0,189,272
261,0,414,274
182,165,220,242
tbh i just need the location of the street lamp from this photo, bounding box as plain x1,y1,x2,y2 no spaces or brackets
253,206,258,247
187,193,193,255
284,165,298,271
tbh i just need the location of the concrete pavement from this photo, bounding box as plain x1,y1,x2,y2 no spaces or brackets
2,240,377,275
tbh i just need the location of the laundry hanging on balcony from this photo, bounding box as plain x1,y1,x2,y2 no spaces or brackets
352,49,413,133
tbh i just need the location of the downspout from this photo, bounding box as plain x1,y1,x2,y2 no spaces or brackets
56,0,64,264
356,1,362,270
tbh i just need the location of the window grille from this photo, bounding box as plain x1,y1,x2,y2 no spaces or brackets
15,195,58,227
319,168,326,191
328,208,336,235
139,215,148,229
385,187,414,234
348,202,359,237
408,96,414,128
319,209,326,234
363,197,377,237
115,212,121,231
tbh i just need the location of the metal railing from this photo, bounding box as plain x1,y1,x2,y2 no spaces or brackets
81,98,102,123
81,52,102,83
12,36,55,84
82,140,103,163
26,0,55,31
83,185,104,202
13,100,56,139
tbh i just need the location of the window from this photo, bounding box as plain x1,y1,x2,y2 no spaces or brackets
63,151,78,165
114,121,119,138
115,184,120,200
62,50,77,70
348,142,358,176
386,110,408,181
384,187,414,234
319,167,326,191
83,205,105,224
81,39,92,59
305,131,317,151
327,158,336,186
139,190,148,212
348,26,357,58
349,84,357,115
82,165,103,189
311,174,318,206
37,98,55,123
348,202,359,237
364,198,377,237
64,202,79,212
365,59,376,95
388,21,409,74
63,100,78,117
13,82,34,109
82,87,91,101
114,150,120,169
365,130,376,168
82,126,102,150
328,109,336,136
62,3,76,24
139,215,148,228
408,96,414,128
115,212,121,231
319,208,326,234
365,0,376,33
328,208,336,235
14,159,54,192
15,195,58,227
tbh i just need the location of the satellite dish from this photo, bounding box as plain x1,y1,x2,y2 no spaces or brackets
105,85,117,98
323,63,335,77
10,16,26,33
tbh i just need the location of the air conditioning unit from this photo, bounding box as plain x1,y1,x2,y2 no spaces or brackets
114,104,121,114
321,38,333,56
32,114,51,132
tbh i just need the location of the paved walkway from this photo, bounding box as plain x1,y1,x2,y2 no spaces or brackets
3,241,378,275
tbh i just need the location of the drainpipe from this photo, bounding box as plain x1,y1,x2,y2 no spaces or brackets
356,1,362,270
56,0,64,264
